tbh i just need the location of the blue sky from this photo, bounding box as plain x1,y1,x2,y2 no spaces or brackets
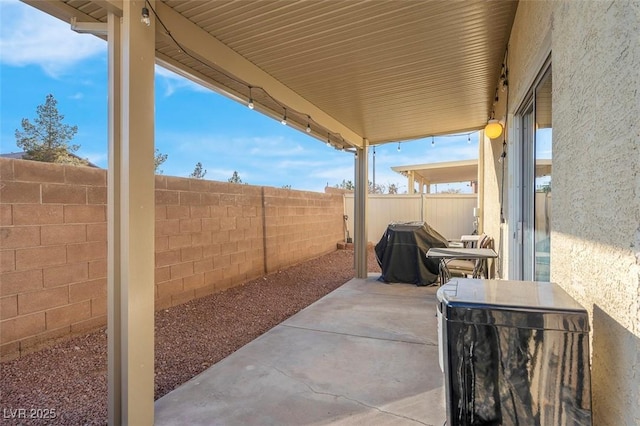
0,0,479,193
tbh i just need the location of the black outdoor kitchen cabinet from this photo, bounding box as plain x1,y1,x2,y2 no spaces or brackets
437,279,592,426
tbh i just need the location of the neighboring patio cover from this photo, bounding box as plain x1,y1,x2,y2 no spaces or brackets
392,159,552,193
392,160,478,193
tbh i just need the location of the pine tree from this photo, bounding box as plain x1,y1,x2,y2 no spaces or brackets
228,171,244,184
190,162,207,179
154,148,168,174
15,94,86,165
335,179,354,190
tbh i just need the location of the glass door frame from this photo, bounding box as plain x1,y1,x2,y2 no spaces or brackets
509,59,552,281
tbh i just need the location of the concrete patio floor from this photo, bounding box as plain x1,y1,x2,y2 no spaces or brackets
154,274,446,425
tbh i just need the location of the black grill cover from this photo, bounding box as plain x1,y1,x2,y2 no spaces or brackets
375,222,448,286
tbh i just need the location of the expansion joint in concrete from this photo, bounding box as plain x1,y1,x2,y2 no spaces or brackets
268,364,433,426
279,323,436,347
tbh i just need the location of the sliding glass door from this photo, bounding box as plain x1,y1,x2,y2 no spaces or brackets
512,65,552,281
533,71,552,281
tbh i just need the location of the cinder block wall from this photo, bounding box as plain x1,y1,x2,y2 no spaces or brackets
0,159,108,359
153,176,266,309
262,186,345,272
0,158,344,359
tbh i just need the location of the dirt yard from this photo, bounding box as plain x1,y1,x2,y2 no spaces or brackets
0,248,381,425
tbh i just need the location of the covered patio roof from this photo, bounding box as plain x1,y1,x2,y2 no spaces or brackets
25,0,518,148
18,1,519,423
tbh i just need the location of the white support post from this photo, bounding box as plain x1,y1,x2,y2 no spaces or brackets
408,171,415,194
107,11,122,425
478,129,485,234
354,140,369,278
107,1,155,424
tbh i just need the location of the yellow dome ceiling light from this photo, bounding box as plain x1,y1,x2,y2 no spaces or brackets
485,119,503,139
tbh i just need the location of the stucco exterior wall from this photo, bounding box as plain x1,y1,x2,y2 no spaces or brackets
551,2,640,424
485,1,640,424
480,127,507,277
482,0,555,279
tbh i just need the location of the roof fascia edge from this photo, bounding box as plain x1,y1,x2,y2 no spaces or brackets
157,53,324,143
156,54,247,104
154,1,363,148
22,0,98,23
371,125,484,146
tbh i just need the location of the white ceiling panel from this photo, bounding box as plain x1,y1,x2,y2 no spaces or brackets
27,0,518,147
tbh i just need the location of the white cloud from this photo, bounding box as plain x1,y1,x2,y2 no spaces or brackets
0,0,106,77
168,134,228,154
69,92,84,100
155,65,210,97
309,165,354,180
169,133,307,160
247,137,305,157
275,159,331,169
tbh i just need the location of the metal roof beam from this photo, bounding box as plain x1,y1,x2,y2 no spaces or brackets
22,0,98,23
71,17,108,36
155,53,307,138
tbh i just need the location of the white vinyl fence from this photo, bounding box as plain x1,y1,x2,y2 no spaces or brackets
343,193,477,243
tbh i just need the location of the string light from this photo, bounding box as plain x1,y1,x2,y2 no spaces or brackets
498,141,507,163
431,136,435,147
397,142,401,152
500,63,509,92
142,1,354,150
247,87,254,109
141,6,150,26
468,134,471,144
488,51,508,139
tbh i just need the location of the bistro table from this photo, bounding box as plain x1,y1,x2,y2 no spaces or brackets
426,247,498,285
447,234,485,248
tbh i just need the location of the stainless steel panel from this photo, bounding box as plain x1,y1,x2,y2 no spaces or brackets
437,280,592,426
439,279,590,322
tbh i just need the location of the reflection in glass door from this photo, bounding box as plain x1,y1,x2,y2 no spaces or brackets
521,105,535,281
514,66,552,281
533,71,552,281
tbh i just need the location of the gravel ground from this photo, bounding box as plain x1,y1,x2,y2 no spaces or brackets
0,248,381,425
